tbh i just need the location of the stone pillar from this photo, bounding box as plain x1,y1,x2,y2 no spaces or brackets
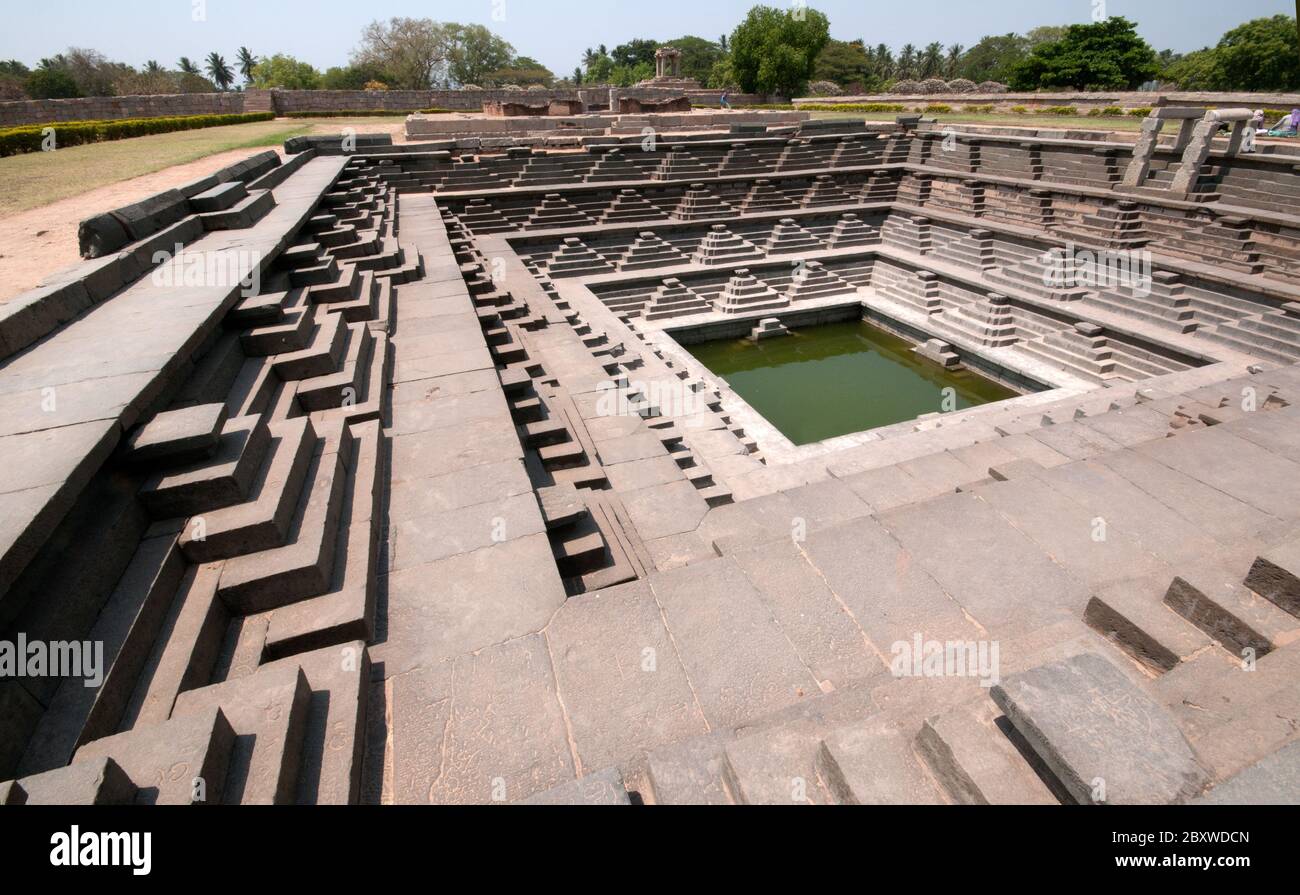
1122,118,1162,187
1170,120,1220,195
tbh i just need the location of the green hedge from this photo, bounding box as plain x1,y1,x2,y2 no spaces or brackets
0,112,276,157
799,103,907,113
1041,106,1079,116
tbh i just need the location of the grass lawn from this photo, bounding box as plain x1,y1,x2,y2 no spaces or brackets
0,116,408,216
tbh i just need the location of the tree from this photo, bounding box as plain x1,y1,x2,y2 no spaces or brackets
1211,15,1300,92
446,24,514,87
730,4,831,97
957,33,1028,83
610,39,658,68
897,44,918,80
236,47,258,84
321,62,394,90
1009,17,1158,90
920,42,944,78
1026,26,1068,48
488,56,554,87
178,57,200,76
251,54,321,90
814,39,876,90
352,17,455,89
945,44,964,79
25,68,80,99
664,35,726,84
1162,48,1221,90
206,52,235,90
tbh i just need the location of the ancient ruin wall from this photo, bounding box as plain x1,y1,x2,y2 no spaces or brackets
0,92,245,126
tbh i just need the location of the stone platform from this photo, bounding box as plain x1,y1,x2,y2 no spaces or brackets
2,113,1300,806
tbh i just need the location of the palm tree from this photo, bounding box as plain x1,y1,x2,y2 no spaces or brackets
920,42,945,79
581,47,598,68
898,44,918,80
573,67,583,85
236,47,258,84
144,60,163,75
206,52,234,90
874,44,894,80
719,35,729,52
178,57,199,76
945,44,965,79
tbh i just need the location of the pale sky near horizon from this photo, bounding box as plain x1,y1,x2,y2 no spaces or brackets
2,0,1294,77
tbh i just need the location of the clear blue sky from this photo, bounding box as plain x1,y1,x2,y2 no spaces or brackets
2,0,1294,76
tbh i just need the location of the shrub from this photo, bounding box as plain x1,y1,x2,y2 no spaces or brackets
1042,106,1078,116
1128,107,1153,117
362,80,389,91
0,112,275,157
925,104,952,113
807,80,844,97
963,104,995,114
1010,105,1029,114
799,102,905,112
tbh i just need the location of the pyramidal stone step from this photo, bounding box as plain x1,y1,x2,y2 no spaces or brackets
617,232,686,271
741,179,794,214
692,224,762,265
547,237,615,278
718,142,771,176
674,184,733,221
817,714,946,805
828,212,878,248
802,174,854,207
991,652,1209,805
601,189,665,224
529,194,591,229
644,278,712,321
765,218,823,255
586,148,644,183
717,269,789,315
653,145,713,181
786,261,850,301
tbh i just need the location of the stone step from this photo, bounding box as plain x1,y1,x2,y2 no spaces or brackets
178,417,318,563
7,756,137,805
296,322,373,413
1164,565,1300,658
721,726,829,805
992,652,1209,804
817,714,946,805
215,436,349,615
190,181,249,214
270,308,348,381
306,262,364,305
1085,577,1214,674
241,302,315,356
139,416,273,519
200,189,275,231
1244,536,1300,618
17,535,187,775
518,767,632,805
122,403,227,466
170,663,313,805
73,706,236,805
1197,741,1300,804
916,696,1062,805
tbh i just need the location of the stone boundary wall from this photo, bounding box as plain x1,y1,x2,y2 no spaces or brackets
797,91,1300,115
0,86,781,128
0,92,245,127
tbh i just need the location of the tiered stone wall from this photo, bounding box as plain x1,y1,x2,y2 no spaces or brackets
798,91,1300,115
0,92,245,126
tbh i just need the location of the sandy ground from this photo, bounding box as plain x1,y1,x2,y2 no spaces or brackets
0,120,411,304
0,147,289,302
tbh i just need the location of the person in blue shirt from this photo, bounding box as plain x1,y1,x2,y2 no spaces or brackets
721,91,731,110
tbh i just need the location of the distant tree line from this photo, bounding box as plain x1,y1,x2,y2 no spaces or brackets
3,10,1296,104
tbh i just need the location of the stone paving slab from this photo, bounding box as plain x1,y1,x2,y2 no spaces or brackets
992,652,1209,805
648,557,820,729
545,580,708,772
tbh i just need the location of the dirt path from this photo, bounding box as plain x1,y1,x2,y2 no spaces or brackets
0,146,294,303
